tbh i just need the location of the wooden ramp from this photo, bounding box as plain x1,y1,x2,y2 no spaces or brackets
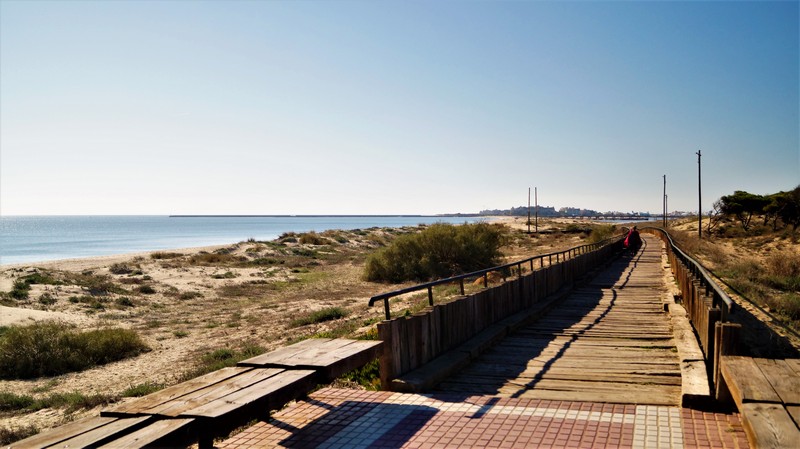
437,235,682,405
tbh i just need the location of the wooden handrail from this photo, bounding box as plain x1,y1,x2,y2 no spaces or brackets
368,235,625,320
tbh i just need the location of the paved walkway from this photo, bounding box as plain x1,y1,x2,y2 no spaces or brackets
221,236,749,448
220,388,748,448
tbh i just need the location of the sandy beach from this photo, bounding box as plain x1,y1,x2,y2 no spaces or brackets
1,218,601,435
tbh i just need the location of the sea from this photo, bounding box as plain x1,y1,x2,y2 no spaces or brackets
0,215,483,266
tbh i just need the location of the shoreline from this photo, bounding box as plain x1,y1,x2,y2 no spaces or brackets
1,215,494,268
0,216,632,269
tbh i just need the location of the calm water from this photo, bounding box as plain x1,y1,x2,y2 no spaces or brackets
0,215,481,265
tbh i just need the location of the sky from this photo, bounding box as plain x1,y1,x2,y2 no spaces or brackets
1,0,798,216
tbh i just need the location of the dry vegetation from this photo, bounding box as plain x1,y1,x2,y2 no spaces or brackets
668,217,800,357
0,219,600,441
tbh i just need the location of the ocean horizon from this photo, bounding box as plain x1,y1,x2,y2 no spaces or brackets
0,215,483,266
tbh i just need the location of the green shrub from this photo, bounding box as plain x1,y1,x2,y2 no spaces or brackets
290,307,349,327
178,291,203,300
9,280,30,300
38,293,57,306
20,272,61,286
212,271,237,279
0,390,116,413
587,225,618,243
109,263,134,275
339,359,380,390
364,222,506,283
0,392,35,411
0,322,149,379
150,252,182,260
64,272,126,296
137,285,156,295
116,297,135,307
0,424,39,446
122,382,164,397
188,252,241,265
298,232,326,245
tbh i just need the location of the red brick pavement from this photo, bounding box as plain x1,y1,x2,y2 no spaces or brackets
219,388,748,448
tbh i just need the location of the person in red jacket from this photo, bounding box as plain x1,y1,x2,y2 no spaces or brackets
624,226,642,249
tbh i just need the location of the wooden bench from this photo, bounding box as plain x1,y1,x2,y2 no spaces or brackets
8,415,195,449
719,356,800,449
11,338,382,449
238,337,382,382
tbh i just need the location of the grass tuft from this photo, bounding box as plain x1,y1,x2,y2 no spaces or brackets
0,321,149,379
290,307,349,327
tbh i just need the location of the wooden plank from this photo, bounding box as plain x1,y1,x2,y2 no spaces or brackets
377,320,393,388
103,367,252,416
96,418,195,449
148,368,285,417
9,416,119,449
289,339,382,381
720,356,782,411
241,338,381,381
184,369,317,418
237,338,333,366
784,359,800,376
740,403,800,449
787,405,800,429
755,359,800,406
48,417,151,448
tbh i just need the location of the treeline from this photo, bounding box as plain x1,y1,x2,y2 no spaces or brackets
712,185,800,232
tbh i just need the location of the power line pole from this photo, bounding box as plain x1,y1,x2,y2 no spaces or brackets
663,174,667,228
697,150,702,239
527,187,531,234
535,187,539,233
665,194,668,227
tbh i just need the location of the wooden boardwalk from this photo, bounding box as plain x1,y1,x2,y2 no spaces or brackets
437,235,683,405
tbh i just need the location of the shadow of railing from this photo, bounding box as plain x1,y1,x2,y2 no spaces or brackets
434,245,637,397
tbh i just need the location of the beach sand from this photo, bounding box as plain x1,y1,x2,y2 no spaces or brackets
0,219,602,436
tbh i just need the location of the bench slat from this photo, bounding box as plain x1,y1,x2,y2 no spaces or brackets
721,356,781,410
788,405,800,429
238,338,382,381
185,369,316,418
9,416,118,449
755,359,800,406
96,418,195,449
741,403,800,449
148,368,285,417
49,416,150,448
784,359,800,376
103,367,252,416
238,338,334,366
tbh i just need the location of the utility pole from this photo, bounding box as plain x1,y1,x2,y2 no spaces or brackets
535,187,539,233
527,188,531,234
663,175,667,228
697,150,702,239
665,195,668,227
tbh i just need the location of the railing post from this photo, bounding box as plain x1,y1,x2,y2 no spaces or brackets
427,286,434,306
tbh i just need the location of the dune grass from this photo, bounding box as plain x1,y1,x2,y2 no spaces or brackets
290,307,349,328
0,321,149,379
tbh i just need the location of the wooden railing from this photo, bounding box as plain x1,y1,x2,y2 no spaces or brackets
368,236,623,320
641,227,741,394
373,236,625,388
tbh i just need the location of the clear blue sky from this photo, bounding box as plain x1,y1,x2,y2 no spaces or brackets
1,0,798,215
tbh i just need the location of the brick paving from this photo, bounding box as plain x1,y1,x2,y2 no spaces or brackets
219,388,749,448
